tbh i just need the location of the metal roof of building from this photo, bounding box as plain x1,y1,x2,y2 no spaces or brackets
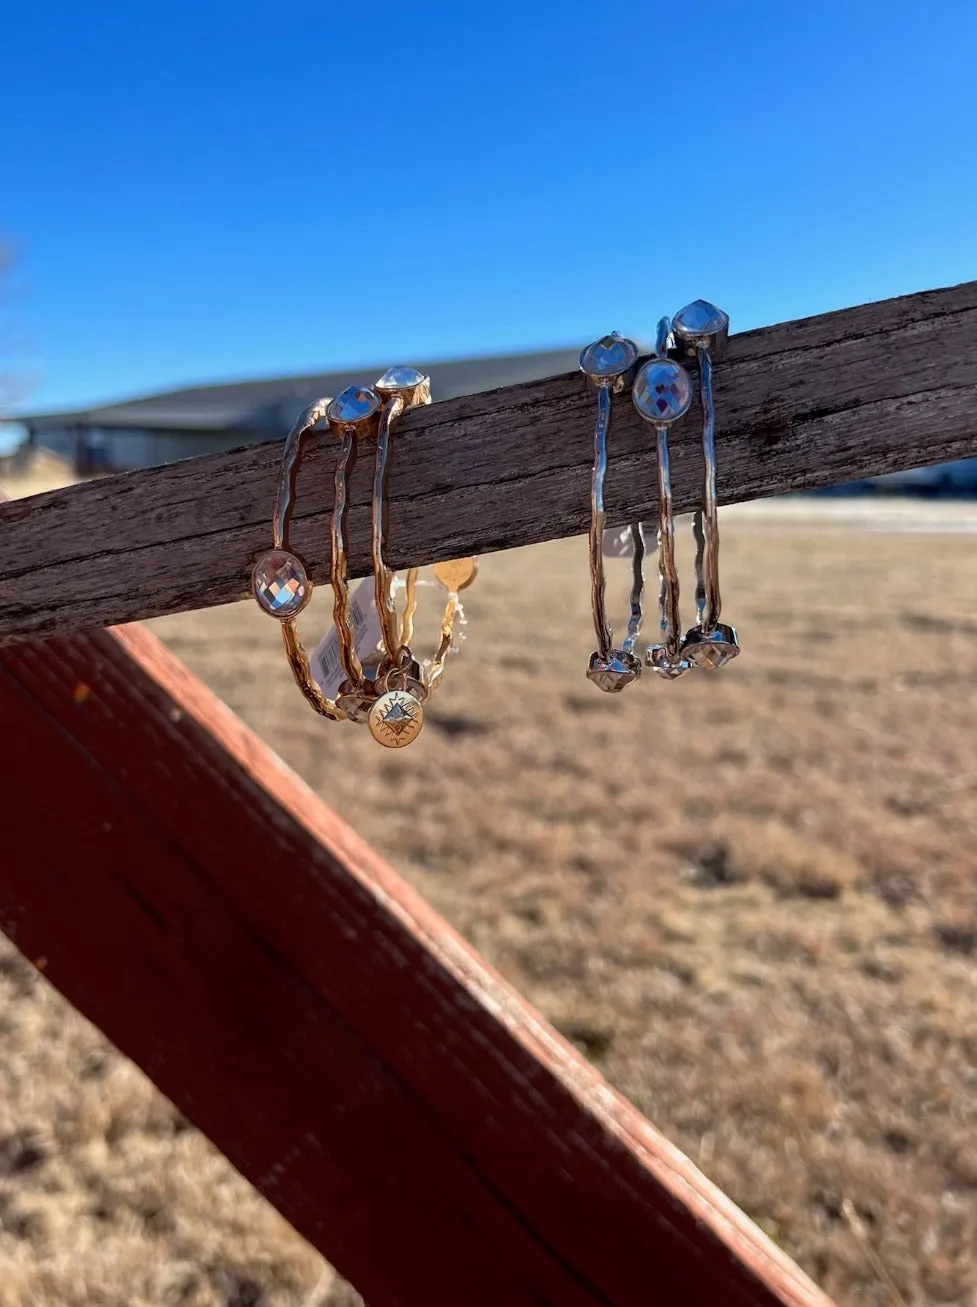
14,347,585,433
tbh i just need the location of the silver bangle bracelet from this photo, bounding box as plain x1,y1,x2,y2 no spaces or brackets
578,332,644,693
632,317,694,680
672,300,740,671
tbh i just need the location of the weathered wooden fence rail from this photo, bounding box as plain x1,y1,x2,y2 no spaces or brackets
2,279,977,643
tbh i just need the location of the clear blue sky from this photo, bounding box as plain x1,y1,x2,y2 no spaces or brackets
4,0,977,414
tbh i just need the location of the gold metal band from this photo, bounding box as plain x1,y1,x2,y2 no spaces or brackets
330,427,364,689
281,620,343,720
253,397,345,720
273,399,328,549
425,593,459,695
370,374,473,699
372,394,407,663
325,386,384,695
400,568,419,649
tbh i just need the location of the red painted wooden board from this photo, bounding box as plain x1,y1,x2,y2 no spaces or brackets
0,625,834,1307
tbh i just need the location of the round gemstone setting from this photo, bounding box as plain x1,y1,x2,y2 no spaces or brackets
327,385,381,425
252,549,311,620
632,360,693,425
682,624,740,670
579,333,639,380
646,645,691,680
586,649,642,693
377,365,426,390
374,365,431,407
672,300,729,342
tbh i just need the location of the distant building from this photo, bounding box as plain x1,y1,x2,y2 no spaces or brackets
9,348,582,474
833,461,977,495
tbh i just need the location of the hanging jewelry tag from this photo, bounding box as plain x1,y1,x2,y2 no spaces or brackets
311,578,384,699
602,525,640,559
433,557,478,592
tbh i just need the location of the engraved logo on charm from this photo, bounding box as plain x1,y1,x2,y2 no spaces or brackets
368,689,424,748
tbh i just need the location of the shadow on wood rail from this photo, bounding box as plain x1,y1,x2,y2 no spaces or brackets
0,623,835,1307
2,279,977,646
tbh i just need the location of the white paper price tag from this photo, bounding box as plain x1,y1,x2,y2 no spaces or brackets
603,526,637,559
310,578,384,698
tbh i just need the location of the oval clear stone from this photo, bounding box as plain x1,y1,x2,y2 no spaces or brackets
632,360,693,424
327,385,381,423
252,549,310,619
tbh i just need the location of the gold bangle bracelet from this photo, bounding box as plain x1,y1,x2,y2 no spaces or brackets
400,567,419,649
324,385,384,696
253,372,477,745
372,367,432,672
365,367,478,747
251,399,346,721
392,559,476,697
426,558,477,694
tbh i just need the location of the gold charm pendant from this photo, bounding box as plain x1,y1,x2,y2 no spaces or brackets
433,557,478,593
368,687,425,748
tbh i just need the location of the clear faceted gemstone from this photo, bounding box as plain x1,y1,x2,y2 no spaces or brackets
376,365,427,389
586,649,641,693
252,549,310,619
682,624,741,670
336,686,375,723
672,299,729,341
579,333,639,380
688,642,736,670
647,645,691,680
632,360,693,424
327,385,381,423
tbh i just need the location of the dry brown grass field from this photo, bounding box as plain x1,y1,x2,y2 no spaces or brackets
1,467,976,1306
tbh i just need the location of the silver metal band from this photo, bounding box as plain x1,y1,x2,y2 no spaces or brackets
672,299,740,672
632,318,694,679
589,383,614,661
578,332,643,693
693,345,721,633
622,521,646,656
654,419,683,663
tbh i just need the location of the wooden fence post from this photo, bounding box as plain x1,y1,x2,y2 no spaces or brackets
0,623,835,1307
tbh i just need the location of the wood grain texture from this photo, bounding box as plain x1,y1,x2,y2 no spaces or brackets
0,625,835,1307
3,279,977,643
